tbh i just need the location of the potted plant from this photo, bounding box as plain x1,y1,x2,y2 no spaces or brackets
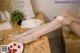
11,10,25,25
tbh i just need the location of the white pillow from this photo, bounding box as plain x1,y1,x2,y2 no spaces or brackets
21,19,43,28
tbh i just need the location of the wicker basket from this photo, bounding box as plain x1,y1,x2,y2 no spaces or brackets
0,0,11,12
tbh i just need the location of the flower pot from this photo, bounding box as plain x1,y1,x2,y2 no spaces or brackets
17,20,22,25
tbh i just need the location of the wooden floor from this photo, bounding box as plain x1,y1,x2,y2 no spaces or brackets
62,26,80,53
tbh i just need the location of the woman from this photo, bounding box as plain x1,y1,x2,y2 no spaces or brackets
9,12,80,44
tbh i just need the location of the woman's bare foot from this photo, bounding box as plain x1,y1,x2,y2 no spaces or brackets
9,31,32,41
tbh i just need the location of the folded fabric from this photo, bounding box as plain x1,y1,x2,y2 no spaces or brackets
0,22,12,31
21,19,43,28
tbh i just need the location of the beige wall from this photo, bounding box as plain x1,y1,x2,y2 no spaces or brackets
31,0,80,20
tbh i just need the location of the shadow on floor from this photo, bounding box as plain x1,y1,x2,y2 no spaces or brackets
43,14,65,53
48,29,65,53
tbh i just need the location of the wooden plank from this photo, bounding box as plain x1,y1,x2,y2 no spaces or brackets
0,12,51,53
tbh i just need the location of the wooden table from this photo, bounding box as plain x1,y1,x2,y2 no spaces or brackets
0,12,51,53
62,26,80,53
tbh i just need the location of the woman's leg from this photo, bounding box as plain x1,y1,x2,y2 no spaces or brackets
68,22,80,37
9,17,56,41
62,12,80,37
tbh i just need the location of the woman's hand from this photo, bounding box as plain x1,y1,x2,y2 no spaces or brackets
61,13,80,25
62,17,73,25
60,12,75,25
